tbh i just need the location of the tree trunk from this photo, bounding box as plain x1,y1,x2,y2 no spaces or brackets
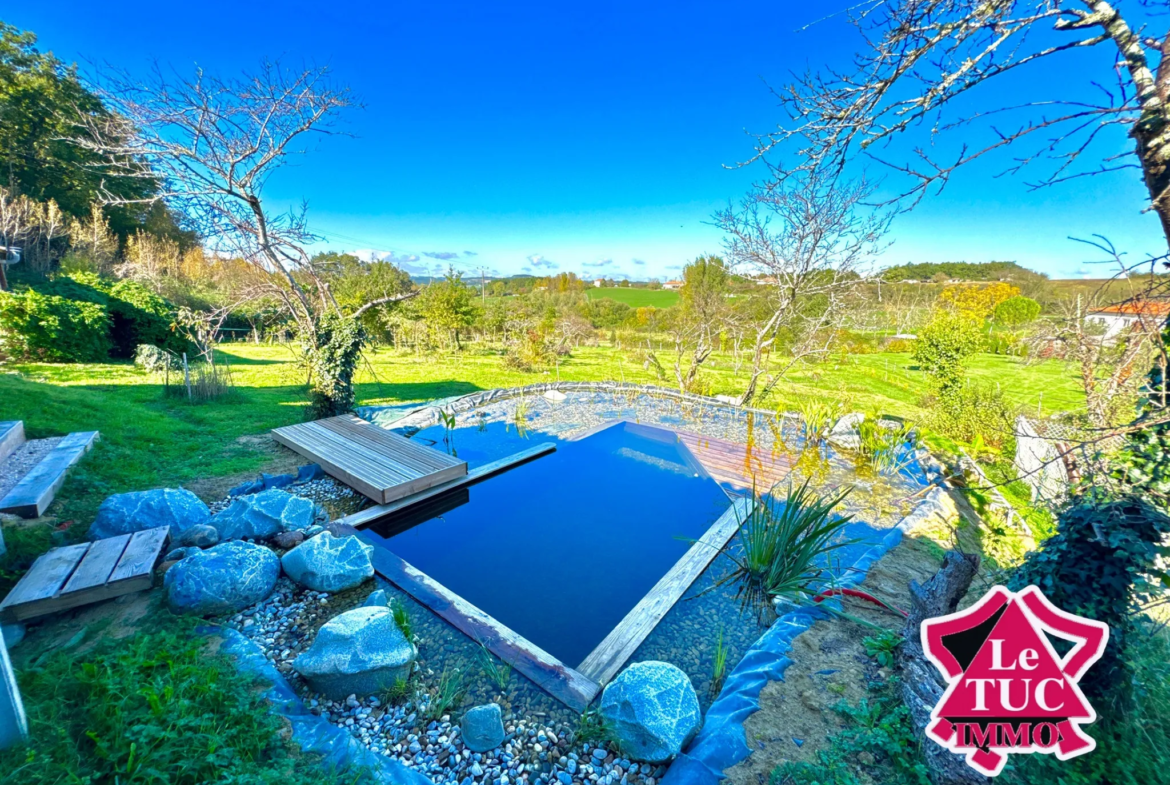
897,550,987,785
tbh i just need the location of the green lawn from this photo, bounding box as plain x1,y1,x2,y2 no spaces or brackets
585,287,680,308
0,344,1084,532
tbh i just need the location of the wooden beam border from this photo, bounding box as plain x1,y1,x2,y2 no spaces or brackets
575,496,753,686
335,522,601,712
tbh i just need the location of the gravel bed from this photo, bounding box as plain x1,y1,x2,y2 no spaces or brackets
0,437,62,500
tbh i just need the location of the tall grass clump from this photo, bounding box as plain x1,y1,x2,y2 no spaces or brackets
797,399,838,444
424,669,467,722
718,480,855,610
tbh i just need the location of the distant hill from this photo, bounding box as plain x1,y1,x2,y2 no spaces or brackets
881,261,1047,283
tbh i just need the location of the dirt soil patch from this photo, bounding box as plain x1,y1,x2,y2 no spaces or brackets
184,436,307,504
725,533,950,785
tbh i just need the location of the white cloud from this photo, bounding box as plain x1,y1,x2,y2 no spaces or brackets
527,254,558,269
583,257,615,268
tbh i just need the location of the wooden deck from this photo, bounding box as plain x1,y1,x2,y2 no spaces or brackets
272,415,468,503
335,442,556,529
0,527,169,622
0,431,100,519
675,429,792,493
576,496,753,685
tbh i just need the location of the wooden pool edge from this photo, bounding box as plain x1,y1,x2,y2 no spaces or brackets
335,522,601,712
335,493,753,712
575,496,753,685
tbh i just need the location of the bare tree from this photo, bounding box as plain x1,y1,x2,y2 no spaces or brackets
754,1,1170,248
75,61,416,415
715,165,890,405
670,255,730,393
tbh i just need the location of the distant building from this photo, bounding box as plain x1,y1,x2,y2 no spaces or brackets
1086,302,1170,342
663,280,683,290
593,279,604,288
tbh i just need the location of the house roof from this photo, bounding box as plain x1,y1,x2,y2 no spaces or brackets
1089,301,1170,317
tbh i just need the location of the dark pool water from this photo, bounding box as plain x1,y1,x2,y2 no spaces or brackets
359,420,732,667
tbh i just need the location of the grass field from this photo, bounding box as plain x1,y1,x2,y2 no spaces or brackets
585,287,680,308
0,343,1084,533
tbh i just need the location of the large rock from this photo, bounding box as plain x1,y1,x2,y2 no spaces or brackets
462,703,505,752
210,489,319,542
88,488,210,541
163,541,280,616
826,412,865,450
281,532,374,592
293,606,417,699
599,661,702,763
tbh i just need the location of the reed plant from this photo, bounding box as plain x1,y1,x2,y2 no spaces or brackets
391,599,413,641
797,398,838,444
478,643,512,693
855,415,917,476
424,668,466,721
717,479,856,610
710,627,728,697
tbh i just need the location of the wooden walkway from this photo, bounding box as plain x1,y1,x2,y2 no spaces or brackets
675,430,792,493
0,527,169,622
0,422,23,464
272,415,468,503
0,431,100,519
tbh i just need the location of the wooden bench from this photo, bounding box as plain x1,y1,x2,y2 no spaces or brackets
0,431,100,519
272,415,468,503
0,527,169,623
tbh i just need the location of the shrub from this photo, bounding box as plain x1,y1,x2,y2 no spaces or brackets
993,295,1041,327
301,312,366,419
1008,497,1170,712
928,381,1016,449
134,343,179,373
503,330,557,372
912,310,982,386
0,289,111,362
108,279,186,357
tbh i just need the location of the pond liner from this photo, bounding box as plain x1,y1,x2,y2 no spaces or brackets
660,486,957,785
199,625,431,785
228,463,326,497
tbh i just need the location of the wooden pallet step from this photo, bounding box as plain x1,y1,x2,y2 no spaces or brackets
0,431,100,519
0,526,168,623
0,422,24,465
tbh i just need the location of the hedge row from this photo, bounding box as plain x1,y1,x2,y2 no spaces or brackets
0,272,189,363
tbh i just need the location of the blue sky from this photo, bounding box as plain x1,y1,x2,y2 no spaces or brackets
13,2,1165,280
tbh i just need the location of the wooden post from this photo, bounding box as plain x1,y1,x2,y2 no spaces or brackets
182,353,192,401
0,634,27,749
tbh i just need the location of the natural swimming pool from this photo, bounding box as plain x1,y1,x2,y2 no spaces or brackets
359,420,732,667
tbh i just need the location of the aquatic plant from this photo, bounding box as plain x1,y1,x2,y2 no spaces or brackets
855,415,917,476
710,627,728,697
797,398,838,444
391,600,413,641
478,643,512,693
424,668,467,721
438,409,458,456
573,708,611,747
717,479,856,609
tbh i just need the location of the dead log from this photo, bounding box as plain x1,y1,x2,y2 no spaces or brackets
898,550,987,785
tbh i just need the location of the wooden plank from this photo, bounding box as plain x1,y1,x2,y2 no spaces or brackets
0,431,99,518
576,496,754,686
336,442,557,528
338,523,600,712
0,543,89,612
277,422,432,487
60,534,131,594
325,416,465,471
272,427,391,501
108,527,170,582
0,421,24,464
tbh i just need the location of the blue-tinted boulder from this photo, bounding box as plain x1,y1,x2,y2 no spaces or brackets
88,488,210,541
599,661,702,763
163,541,280,616
281,532,374,592
210,489,319,542
177,523,219,548
462,704,506,752
293,606,417,699
363,588,390,608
